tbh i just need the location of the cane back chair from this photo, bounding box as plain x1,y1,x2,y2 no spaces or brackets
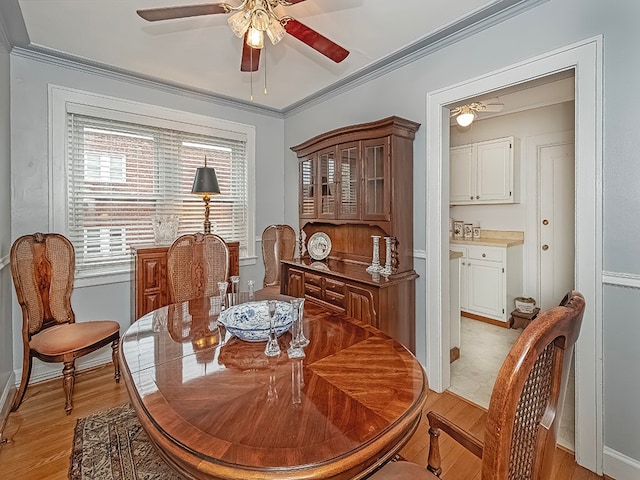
166,232,229,304
10,233,121,414
369,290,586,480
261,224,296,290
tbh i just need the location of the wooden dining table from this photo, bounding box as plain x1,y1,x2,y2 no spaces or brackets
119,292,428,480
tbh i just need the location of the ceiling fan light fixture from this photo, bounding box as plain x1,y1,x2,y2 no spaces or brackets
228,9,251,38
246,27,265,49
251,8,270,31
456,106,476,127
266,18,286,45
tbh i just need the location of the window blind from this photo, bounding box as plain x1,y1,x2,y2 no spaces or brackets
66,112,248,277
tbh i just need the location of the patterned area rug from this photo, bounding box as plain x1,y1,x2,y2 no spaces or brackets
69,404,184,479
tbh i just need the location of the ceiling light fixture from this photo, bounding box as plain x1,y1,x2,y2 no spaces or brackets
227,0,288,50
455,106,476,127
451,101,505,127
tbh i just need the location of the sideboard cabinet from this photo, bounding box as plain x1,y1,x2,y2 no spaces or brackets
131,241,239,321
288,117,420,351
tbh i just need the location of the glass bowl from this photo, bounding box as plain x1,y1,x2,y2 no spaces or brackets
218,300,293,342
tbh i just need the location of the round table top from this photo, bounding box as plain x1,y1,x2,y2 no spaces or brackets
120,295,428,480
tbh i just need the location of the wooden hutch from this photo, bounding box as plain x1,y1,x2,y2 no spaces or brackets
281,116,420,351
131,242,239,321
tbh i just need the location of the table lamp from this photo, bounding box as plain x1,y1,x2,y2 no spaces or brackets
191,157,220,234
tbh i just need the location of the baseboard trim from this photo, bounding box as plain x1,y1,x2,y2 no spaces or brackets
0,371,16,440
604,446,640,480
461,311,510,328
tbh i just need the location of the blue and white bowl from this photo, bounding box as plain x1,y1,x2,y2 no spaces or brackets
218,301,293,342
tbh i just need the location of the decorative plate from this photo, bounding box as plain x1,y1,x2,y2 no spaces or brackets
218,301,293,342
308,232,332,260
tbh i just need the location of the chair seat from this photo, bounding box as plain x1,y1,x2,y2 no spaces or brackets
30,321,120,357
369,460,438,480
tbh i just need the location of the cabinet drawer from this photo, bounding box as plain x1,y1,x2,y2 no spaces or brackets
324,290,346,309
467,246,503,262
324,278,346,294
305,283,322,299
305,272,323,287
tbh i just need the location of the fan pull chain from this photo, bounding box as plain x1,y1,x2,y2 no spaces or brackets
263,43,268,95
250,50,254,102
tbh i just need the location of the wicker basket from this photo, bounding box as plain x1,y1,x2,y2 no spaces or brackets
514,296,536,314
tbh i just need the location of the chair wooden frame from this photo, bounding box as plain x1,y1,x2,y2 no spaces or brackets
166,232,229,304
10,233,120,414
370,290,586,480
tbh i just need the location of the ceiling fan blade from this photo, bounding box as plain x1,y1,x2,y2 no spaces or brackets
136,3,230,22
483,103,504,112
284,19,349,63
240,37,261,72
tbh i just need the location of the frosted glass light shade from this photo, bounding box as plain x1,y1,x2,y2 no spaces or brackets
228,10,251,38
456,111,475,127
266,18,286,45
247,27,264,49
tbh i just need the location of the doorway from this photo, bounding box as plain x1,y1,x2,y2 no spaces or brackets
447,111,576,448
424,37,603,473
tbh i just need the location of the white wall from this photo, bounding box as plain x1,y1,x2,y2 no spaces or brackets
449,101,574,231
283,0,640,476
10,52,285,381
0,34,14,412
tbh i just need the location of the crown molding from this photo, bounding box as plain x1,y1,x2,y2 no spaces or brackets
3,0,548,116
283,0,549,116
11,46,284,119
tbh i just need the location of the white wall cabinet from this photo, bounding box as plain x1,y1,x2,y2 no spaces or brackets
450,136,518,205
449,244,522,323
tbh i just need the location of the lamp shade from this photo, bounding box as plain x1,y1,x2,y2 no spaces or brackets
191,167,221,195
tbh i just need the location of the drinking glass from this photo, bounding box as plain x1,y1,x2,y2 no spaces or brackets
291,298,309,347
264,300,281,357
217,281,228,311
230,276,240,306
247,280,255,301
287,299,305,359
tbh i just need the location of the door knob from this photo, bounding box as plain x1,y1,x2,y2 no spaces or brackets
542,244,549,251
542,219,549,225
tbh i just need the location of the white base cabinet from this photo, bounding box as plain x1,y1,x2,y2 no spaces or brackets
450,136,519,205
450,244,523,323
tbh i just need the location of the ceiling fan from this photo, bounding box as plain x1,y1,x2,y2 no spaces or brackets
136,0,350,72
450,101,504,127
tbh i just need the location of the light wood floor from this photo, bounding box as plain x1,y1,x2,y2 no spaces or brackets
0,363,605,479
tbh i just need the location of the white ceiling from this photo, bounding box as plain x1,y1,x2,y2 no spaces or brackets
0,0,546,113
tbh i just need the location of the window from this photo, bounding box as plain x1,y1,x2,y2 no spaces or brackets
51,87,255,281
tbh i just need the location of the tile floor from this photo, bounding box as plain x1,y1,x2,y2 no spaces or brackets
448,316,575,450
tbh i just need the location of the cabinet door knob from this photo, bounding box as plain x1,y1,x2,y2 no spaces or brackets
542,219,549,225
476,195,480,199
542,244,549,251
482,253,486,257
470,196,474,200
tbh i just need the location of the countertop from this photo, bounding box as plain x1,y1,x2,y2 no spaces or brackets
449,250,463,259
450,229,524,248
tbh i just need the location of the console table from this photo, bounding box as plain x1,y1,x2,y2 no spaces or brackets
131,242,239,321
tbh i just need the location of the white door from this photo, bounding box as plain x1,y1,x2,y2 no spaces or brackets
538,142,575,310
